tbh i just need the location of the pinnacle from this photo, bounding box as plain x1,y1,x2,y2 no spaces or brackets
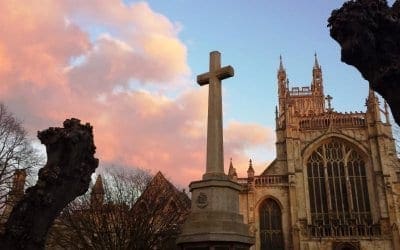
314,52,320,69
279,55,285,71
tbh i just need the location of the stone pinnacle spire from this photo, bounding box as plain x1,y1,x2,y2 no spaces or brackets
279,55,284,71
247,159,255,179
228,158,238,181
314,52,320,69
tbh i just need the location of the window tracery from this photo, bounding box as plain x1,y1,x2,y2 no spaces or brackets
259,198,284,250
306,139,377,237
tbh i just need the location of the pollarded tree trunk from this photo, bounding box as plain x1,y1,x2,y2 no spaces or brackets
0,118,99,250
328,0,400,125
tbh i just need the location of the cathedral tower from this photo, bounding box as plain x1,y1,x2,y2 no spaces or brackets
237,55,400,250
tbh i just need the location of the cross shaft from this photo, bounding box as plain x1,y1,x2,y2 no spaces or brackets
197,51,234,180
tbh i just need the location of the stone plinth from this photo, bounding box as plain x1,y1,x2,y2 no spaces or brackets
177,178,254,249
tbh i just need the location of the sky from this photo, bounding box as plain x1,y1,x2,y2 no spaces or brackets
0,0,396,187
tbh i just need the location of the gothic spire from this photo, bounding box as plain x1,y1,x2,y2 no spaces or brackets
367,87,379,108
228,158,235,175
366,87,381,122
279,54,284,71
278,55,287,99
368,87,376,100
313,52,320,69
228,158,237,181
312,53,323,96
247,159,255,179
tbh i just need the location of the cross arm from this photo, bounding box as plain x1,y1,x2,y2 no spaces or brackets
197,66,234,86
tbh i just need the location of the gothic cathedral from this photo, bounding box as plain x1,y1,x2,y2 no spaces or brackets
232,56,400,250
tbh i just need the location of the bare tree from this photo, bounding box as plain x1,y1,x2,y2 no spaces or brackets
0,103,43,210
47,168,190,250
0,118,99,250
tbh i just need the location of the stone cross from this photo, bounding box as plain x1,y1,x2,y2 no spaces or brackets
325,94,333,112
197,51,234,179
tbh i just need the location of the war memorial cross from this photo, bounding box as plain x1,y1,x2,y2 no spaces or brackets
197,51,234,179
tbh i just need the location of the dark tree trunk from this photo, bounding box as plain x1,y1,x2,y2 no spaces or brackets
328,0,400,125
0,118,99,250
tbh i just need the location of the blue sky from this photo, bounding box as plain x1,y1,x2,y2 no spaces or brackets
143,0,373,125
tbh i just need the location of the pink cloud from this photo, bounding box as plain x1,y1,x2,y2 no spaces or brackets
225,122,275,177
66,1,189,86
0,0,273,187
225,122,273,151
0,1,90,91
88,88,208,184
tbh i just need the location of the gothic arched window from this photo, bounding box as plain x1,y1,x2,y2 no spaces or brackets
259,198,284,250
307,138,372,236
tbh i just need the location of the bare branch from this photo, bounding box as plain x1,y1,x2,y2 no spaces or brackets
0,103,44,211
48,169,190,249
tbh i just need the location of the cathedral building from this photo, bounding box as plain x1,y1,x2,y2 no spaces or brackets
232,55,400,250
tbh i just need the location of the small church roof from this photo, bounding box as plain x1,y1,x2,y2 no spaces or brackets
134,171,190,210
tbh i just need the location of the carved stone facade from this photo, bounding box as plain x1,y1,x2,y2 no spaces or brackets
235,56,400,250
